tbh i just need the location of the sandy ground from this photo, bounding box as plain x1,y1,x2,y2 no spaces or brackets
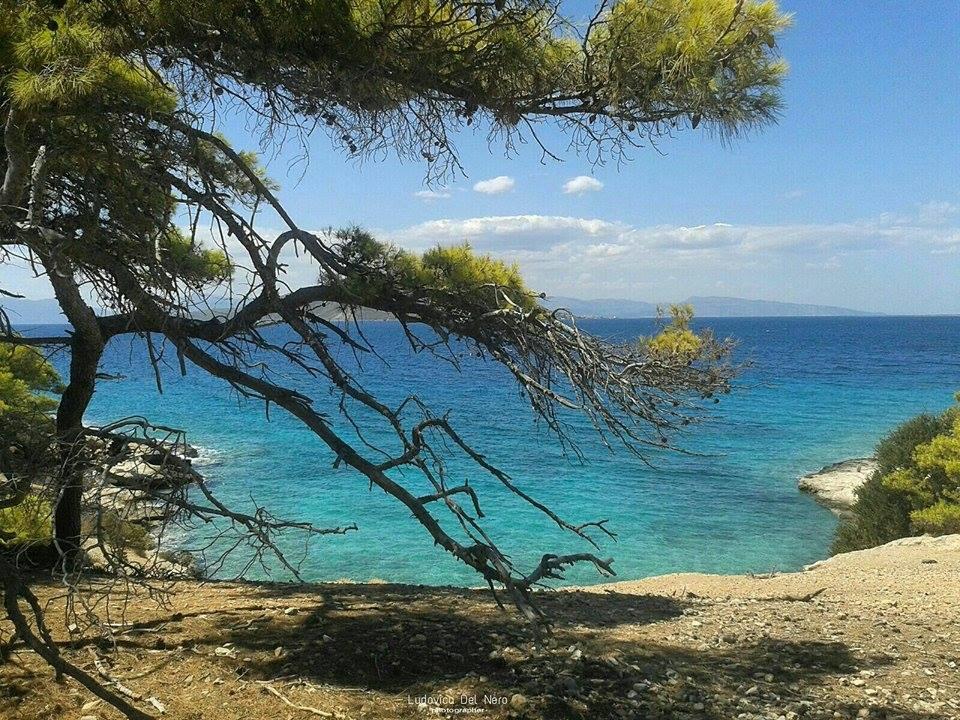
2,535,958,720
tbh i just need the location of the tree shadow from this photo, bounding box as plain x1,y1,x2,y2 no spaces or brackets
173,583,940,719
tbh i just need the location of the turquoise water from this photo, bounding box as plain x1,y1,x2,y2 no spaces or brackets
30,316,960,585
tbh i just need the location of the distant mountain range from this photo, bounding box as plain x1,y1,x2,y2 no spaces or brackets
544,295,878,318
1,297,66,325
2,294,878,327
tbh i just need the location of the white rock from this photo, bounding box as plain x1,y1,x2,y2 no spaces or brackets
798,458,877,514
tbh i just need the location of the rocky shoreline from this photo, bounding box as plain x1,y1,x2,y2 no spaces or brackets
80,437,204,576
797,457,878,515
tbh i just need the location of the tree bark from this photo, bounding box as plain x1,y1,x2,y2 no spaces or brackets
42,259,104,567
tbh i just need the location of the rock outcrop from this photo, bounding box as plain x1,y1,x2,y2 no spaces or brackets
798,457,878,515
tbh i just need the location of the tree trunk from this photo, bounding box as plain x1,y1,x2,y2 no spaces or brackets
52,333,102,565
41,259,104,568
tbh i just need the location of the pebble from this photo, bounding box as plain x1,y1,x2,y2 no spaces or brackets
283,607,298,616
509,693,527,710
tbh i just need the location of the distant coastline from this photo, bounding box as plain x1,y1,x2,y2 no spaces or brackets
544,295,880,319
3,294,882,326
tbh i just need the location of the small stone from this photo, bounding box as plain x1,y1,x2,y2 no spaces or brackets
693,702,705,711
283,607,298,616
851,678,866,687
556,676,579,696
274,646,284,657
81,700,101,712
857,709,870,718
764,673,775,682
745,685,759,696
509,693,527,710
80,716,98,720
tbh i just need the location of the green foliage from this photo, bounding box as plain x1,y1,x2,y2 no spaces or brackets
0,493,52,544
334,229,536,312
6,7,175,113
875,412,952,475
125,0,788,150
595,0,790,132
833,395,960,554
645,305,704,357
160,227,232,285
420,243,531,309
3,0,789,317
83,510,153,554
831,472,912,554
2,2,259,297
911,501,960,535
0,343,59,545
0,343,62,415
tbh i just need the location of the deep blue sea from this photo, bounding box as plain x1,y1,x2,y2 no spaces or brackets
25,316,960,586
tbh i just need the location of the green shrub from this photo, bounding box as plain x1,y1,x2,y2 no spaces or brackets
831,472,912,554
0,494,53,544
875,412,951,474
833,396,960,555
911,501,960,535
83,510,153,554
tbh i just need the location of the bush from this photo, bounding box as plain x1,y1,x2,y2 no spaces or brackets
833,396,960,555
0,493,53,544
875,412,951,474
911,501,960,534
83,510,153,555
831,473,912,554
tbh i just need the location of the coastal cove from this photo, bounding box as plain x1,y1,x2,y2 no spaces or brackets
24,315,960,586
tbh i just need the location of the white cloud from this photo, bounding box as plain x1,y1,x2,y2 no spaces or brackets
563,176,604,195
385,209,960,260
472,175,515,195
386,215,625,251
917,200,958,225
584,243,630,257
378,203,960,303
783,189,804,200
414,189,451,202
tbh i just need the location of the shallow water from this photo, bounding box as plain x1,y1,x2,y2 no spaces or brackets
29,316,960,585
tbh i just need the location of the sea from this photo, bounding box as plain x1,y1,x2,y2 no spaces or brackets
23,316,960,586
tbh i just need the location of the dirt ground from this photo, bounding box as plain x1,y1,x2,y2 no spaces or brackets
2,535,958,720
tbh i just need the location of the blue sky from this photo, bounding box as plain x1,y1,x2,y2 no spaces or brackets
7,1,960,313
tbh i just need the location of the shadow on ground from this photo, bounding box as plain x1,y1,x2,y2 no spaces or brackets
159,583,935,720
2,580,948,720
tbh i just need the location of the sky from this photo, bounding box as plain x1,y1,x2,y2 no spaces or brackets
6,1,960,313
